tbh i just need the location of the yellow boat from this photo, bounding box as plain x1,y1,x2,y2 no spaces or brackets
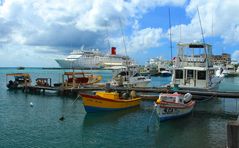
80,91,141,113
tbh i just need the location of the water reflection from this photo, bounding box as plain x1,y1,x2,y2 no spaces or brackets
82,107,140,127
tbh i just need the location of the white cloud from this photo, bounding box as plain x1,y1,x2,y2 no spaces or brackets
0,0,187,66
128,28,163,52
169,0,239,44
107,27,163,56
0,0,186,47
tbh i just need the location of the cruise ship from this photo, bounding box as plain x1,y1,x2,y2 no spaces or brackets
55,47,133,69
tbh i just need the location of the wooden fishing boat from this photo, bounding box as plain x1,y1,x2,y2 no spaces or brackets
6,73,31,89
63,72,102,88
155,93,195,121
80,91,141,113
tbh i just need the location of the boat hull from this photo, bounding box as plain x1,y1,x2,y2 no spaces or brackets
55,59,101,69
156,100,195,121
160,73,172,77
81,94,141,113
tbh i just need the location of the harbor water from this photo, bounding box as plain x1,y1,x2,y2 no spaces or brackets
0,68,239,148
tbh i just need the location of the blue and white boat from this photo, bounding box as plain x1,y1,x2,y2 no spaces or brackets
155,93,195,121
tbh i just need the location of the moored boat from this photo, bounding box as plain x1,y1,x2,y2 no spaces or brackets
111,65,151,87
80,91,141,113
6,73,31,89
155,92,195,121
63,72,102,88
171,42,224,90
160,70,172,77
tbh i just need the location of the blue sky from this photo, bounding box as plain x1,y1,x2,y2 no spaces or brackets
0,0,239,67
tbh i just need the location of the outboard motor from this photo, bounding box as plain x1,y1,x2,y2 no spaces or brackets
183,93,192,103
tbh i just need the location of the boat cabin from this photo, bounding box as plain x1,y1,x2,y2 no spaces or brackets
63,72,102,88
36,78,52,87
171,42,223,90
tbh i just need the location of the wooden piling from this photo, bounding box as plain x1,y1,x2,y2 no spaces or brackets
227,119,239,148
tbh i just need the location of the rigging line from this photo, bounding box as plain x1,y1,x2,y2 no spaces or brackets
119,19,128,57
105,21,111,54
197,7,208,65
168,8,173,61
119,18,129,80
197,7,205,44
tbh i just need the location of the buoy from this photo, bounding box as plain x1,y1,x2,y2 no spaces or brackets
59,116,64,121
30,102,33,107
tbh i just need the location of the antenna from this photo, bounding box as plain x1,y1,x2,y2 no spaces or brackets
168,8,173,61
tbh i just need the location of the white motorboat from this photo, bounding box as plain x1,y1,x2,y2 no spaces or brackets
111,66,151,87
222,64,239,77
160,70,172,77
171,42,224,90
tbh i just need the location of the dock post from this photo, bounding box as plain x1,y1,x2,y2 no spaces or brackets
227,119,239,148
42,89,45,95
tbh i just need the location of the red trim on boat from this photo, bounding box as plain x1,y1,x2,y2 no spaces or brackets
159,101,195,109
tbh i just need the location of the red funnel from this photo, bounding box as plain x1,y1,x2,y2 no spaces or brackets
111,47,116,55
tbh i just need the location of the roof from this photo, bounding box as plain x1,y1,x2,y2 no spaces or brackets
177,42,212,48
6,73,30,77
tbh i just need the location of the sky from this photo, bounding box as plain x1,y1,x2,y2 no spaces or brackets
1,0,239,67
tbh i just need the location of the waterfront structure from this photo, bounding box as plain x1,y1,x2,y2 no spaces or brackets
171,42,224,90
211,53,231,65
55,47,133,69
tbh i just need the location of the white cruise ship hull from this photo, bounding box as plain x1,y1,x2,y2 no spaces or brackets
55,59,101,69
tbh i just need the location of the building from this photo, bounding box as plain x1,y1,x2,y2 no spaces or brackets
211,53,231,65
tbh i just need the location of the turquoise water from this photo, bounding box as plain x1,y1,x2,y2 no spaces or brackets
0,68,239,148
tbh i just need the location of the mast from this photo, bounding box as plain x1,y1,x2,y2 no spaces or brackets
119,19,130,80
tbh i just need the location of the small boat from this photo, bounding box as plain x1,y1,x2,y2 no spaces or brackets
155,92,195,121
6,73,31,89
111,65,151,87
160,70,172,77
80,91,141,113
63,72,102,88
17,66,25,70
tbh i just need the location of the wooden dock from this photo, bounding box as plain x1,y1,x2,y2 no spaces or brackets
24,85,239,100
